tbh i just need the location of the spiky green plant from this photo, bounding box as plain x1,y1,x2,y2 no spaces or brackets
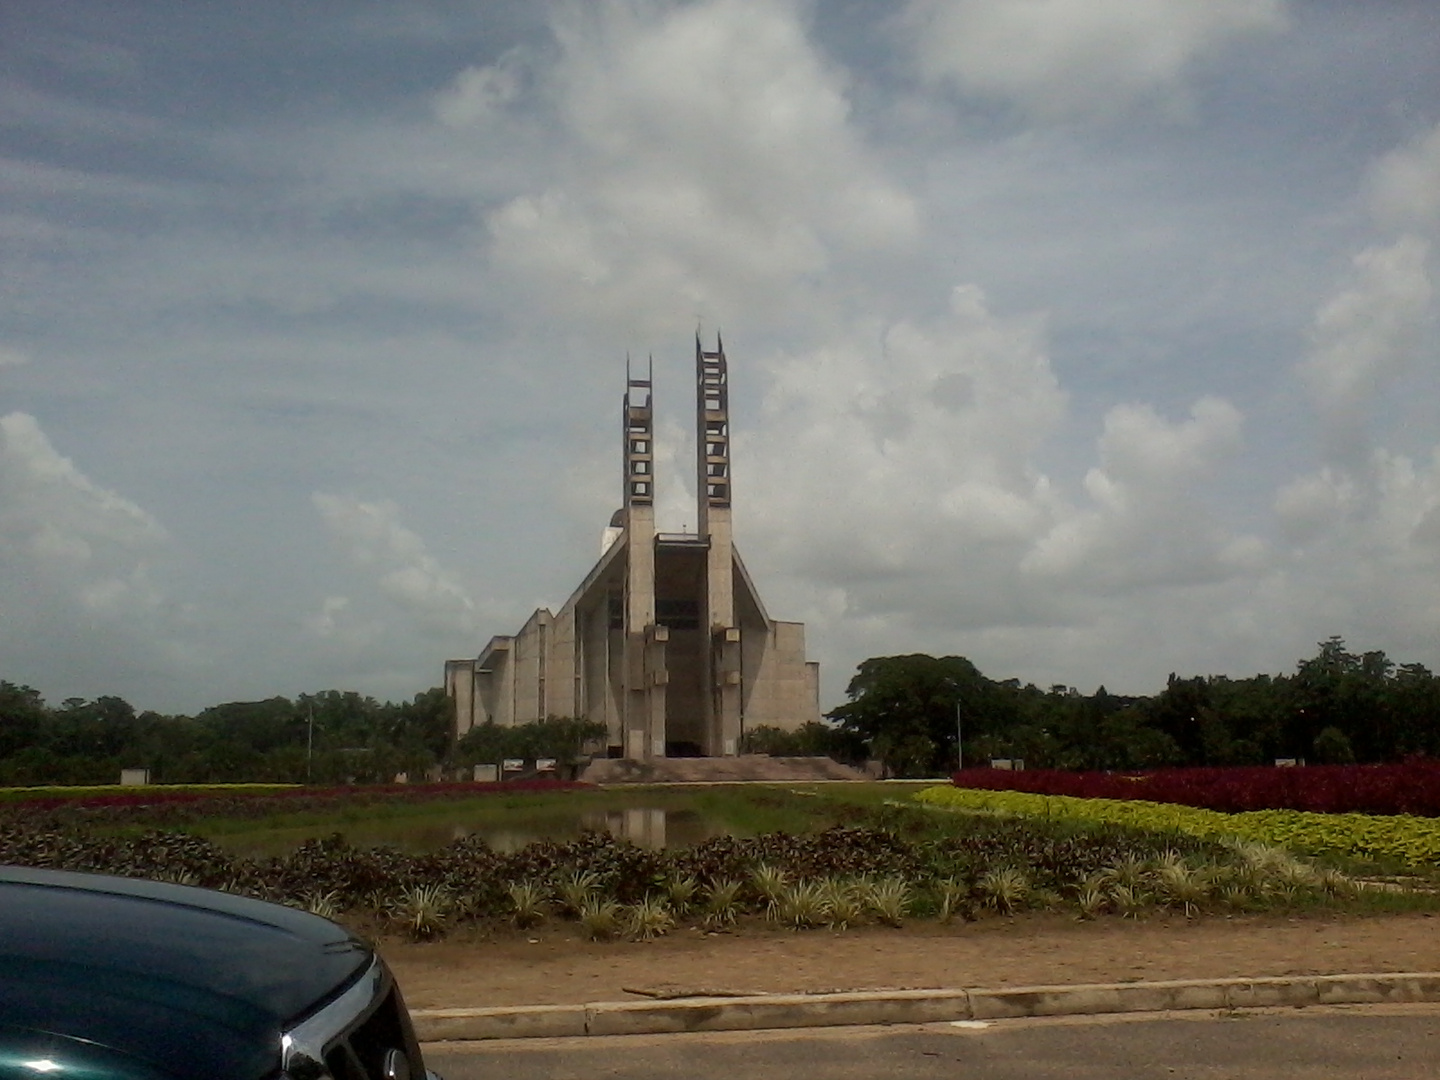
750,863,789,917
300,889,343,921
1151,848,1187,876
976,867,1029,916
1109,882,1147,919
1099,855,1148,891
1075,871,1107,920
665,873,700,917
776,880,829,929
153,868,198,887
507,880,548,929
578,897,622,941
934,877,968,925
702,878,743,930
1271,857,1320,891
395,883,452,940
1218,883,1250,908
866,876,913,927
1155,862,1207,918
555,869,602,918
627,895,675,941
819,877,866,930
1314,866,1354,897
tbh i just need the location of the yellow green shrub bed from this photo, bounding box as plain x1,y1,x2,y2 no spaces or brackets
915,785,1440,869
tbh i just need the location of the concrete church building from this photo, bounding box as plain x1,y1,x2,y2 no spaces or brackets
444,337,820,760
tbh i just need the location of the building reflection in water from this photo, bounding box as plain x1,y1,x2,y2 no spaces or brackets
582,808,667,849
442,807,720,852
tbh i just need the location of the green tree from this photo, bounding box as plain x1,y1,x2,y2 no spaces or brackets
1311,725,1356,764
828,654,996,777
0,682,47,758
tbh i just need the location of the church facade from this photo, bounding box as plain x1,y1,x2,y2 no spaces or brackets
444,337,820,759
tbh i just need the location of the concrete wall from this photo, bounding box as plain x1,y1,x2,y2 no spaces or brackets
444,659,478,737
744,620,819,732
545,606,578,719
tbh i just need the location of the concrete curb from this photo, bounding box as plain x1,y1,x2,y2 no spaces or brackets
413,972,1440,1042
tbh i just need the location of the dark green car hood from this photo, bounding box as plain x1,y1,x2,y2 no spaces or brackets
0,866,371,1079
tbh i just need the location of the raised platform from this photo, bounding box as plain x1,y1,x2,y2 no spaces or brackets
579,755,867,785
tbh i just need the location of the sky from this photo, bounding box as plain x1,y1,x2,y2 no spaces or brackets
2,0,1439,716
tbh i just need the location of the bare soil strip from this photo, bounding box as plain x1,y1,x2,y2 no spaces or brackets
382,911,1440,1010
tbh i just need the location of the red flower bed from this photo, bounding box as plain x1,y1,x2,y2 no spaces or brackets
3,779,589,816
949,760,1440,816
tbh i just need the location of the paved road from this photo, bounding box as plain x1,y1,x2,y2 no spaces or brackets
426,1004,1440,1079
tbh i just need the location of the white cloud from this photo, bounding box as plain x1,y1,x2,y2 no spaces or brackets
1372,448,1440,562
312,492,479,636
0,412,181,698
1368,122,1440,232
1022,395,1258,589
742,285,1064,600
304,594,384,651
1274,467,1359,543
0,412,166,580
0,345,29,368
433,51,525,128
473,0,917,336
902,0,1288,120
726,286,1278,704
1298,235,1433,463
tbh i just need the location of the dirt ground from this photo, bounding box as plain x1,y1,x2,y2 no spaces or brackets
383,911,1440,1009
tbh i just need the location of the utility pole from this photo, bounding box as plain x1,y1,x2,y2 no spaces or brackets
306,702,315,783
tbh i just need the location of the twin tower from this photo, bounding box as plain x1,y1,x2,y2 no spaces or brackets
445,336,819,759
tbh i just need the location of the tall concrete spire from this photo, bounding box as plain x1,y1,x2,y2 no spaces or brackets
622,359,665,758
696,334,740,755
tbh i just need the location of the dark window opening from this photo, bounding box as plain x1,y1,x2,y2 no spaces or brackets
656,598,700,629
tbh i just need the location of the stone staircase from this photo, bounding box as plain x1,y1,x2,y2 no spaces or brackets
579,754,869,784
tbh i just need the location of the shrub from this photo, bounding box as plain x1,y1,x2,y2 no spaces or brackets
865,876,912,927
579,897,622,940
975,867,1029,915
507,881,548,929
626,896,674,941
395,884,452,939
916,785,1440,868
702,878,743,929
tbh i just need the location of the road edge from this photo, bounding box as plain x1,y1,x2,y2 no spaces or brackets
413,971,1440,1041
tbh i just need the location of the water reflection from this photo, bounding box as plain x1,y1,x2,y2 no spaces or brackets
214,804,737,859
444,808,718,852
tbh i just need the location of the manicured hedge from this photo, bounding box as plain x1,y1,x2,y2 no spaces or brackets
948,761,1440,816
916,785,1440,868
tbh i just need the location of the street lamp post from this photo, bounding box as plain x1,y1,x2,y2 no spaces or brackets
956,700,963,772
944,677,964,772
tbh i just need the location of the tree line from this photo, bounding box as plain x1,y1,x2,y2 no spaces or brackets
747,638,1440,777
0,683,613,786
0,687,456,785
5,637,1438,784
